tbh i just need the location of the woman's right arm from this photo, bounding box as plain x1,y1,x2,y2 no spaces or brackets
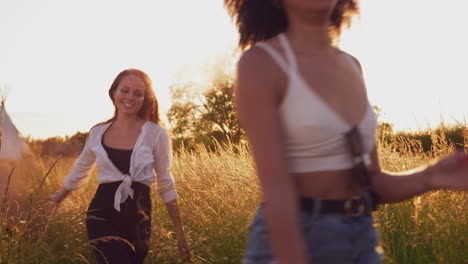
55,131,97,201
236,47,309,264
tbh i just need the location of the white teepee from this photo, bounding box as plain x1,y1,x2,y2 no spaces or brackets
0,98,31,160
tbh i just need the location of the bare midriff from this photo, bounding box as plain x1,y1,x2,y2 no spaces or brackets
293,170,366,200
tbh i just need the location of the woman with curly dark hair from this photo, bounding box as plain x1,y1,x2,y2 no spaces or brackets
225,1,468,263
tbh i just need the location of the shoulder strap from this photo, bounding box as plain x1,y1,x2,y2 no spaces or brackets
256,42,292,76
278,33,298,71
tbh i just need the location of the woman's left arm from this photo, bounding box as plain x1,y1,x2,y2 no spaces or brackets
352,55,468,202
165,199,191,261
368,145,468,203
153,129,191,261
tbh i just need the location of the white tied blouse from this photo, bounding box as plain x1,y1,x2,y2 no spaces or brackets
63,120,178,211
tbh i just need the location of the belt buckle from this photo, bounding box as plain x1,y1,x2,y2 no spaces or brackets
344,196,366,217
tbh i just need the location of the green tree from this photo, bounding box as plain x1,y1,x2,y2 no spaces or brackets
167,52,244,151
201,78,243,144
167,77,244,151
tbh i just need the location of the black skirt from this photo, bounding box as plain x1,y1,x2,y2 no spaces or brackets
86,181,152,264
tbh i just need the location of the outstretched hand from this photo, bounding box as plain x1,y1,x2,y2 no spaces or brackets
428,151,468,191
45,189,70,216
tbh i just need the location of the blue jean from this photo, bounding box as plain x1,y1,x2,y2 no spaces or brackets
244,205,383,264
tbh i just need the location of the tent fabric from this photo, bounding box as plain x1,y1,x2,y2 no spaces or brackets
0,103,31,160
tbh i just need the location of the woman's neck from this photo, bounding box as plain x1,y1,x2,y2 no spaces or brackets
113,114,144,130
285,10,333,53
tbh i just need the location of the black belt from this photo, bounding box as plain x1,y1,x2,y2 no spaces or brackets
300,192,376,217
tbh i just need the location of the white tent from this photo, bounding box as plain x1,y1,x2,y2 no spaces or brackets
0,99,31,160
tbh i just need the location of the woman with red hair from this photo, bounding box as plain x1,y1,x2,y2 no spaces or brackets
49,69,191,264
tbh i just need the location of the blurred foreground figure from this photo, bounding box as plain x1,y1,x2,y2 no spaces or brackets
225,0,468,263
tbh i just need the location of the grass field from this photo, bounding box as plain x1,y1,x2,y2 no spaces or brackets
0,134,467,264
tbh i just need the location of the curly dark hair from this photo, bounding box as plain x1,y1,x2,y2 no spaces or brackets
107,69,160,123
224,0,359,50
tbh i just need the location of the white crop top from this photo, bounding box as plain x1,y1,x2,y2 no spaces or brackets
256,34,378,173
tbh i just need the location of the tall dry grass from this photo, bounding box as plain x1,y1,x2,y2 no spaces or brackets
0,132,467,263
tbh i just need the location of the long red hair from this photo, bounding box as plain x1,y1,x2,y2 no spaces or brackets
107,69,160,123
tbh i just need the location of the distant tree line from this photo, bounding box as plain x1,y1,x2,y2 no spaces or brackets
25,132,88,157
26,103,465,158
386,124,467,153
373,106,467,152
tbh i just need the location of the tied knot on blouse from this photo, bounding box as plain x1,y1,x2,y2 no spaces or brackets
63,121,178,212
114,175,134,212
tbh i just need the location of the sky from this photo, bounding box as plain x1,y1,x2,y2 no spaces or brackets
1,0,467,139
